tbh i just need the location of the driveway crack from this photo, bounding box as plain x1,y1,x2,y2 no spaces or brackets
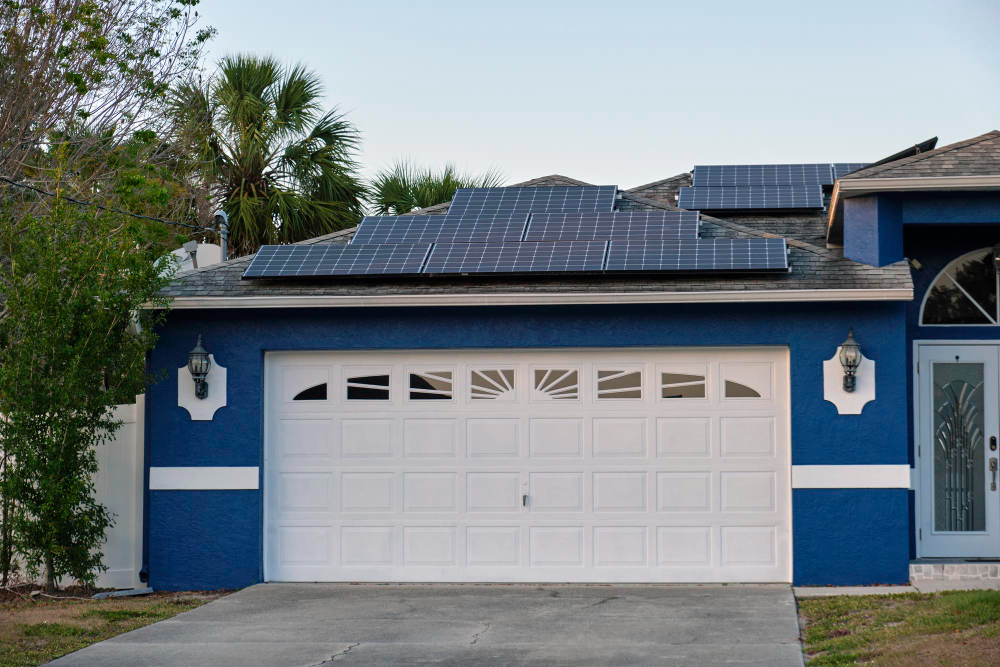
310,643,360,665
470,623,491,645
587,596,618,608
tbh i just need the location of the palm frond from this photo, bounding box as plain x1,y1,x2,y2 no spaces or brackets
369,160,508,214
172,53,366,255
273,63,323,136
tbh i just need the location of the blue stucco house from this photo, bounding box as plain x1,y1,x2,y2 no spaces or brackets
146,131,1000,590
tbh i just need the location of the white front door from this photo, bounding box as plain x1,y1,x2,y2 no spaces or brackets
264,347,791,583
918,344,1000,557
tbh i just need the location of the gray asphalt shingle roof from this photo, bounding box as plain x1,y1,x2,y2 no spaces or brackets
160,177,913,301
844,130,1000,180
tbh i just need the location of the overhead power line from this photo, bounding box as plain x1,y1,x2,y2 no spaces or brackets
0,175,216,233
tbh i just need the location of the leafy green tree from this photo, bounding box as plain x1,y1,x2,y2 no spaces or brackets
0,0,213,188
369,161,506,215
171,54,367,256
0,199,171,591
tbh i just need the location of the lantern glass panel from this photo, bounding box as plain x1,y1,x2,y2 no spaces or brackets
839,345,860,370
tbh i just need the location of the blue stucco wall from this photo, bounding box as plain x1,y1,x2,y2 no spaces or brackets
147,300,910,589
793,489,911,585
844,195,904,267
902,192,1000,225
150,491,260,591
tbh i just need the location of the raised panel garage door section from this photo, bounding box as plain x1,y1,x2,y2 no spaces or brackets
264,348,790,583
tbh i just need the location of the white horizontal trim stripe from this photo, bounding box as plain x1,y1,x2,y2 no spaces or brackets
792,465,911,489
150,467,259,490
161,288,913,310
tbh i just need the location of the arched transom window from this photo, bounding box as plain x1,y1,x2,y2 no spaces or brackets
921,248,999,326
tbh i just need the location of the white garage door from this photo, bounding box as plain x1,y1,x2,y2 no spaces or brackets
264,348,790,583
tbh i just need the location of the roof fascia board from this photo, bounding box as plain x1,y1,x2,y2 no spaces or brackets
839,175,1000,195
159,288,913,310
827,175,1000,244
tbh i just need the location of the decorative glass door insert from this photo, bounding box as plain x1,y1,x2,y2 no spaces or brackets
918,345,1000,557
932,363,986,532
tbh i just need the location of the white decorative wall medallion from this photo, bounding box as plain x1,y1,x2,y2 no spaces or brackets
823,348,874,415
178,354,227,420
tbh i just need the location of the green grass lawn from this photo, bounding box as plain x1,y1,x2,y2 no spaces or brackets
798,590,1000,666
0,591,228,666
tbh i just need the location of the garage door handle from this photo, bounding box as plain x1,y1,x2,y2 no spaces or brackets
522,494,528,507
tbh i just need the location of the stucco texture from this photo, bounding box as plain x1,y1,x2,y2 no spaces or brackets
147,300,910,588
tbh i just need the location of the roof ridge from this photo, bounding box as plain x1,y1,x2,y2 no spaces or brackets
511,174,593,187
848,130,1000,178
295,228,356,245
625,172,691,193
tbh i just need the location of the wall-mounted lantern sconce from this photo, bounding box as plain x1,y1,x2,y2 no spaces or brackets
992,242,1000,272
187,336,212,399
838,328,862,392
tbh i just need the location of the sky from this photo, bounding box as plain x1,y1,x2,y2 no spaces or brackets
198,0,1000,189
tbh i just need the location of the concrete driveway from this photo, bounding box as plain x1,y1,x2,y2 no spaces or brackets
52,584,804,666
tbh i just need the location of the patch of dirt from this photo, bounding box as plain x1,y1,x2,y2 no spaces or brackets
878,630,1000,667
0,590,231,666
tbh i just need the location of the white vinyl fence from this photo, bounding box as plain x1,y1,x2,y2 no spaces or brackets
92,398,145,590
2,400,144,590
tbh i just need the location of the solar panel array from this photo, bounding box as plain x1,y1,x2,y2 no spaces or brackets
424,241,608,274
692,164,834,187
677,185,824,211
352,214,528,244
243,244,432,278
605,238,788,272
448,186,617,216
524,211,699,241
682,160,867,212
242,185,791,279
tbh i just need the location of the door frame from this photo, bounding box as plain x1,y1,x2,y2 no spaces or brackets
913,340,1000,558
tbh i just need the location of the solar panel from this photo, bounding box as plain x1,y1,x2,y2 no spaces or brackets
832,163,869,180
524,211,700,241
423,241,608,274
677,185,824,210
605,238,788,273
692,164,834,187
242,244,431,278
352,213,528,245
448,186,617,216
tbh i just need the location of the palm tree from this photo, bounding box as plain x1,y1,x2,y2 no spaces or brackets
171,55,366,256
369,160,505,215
